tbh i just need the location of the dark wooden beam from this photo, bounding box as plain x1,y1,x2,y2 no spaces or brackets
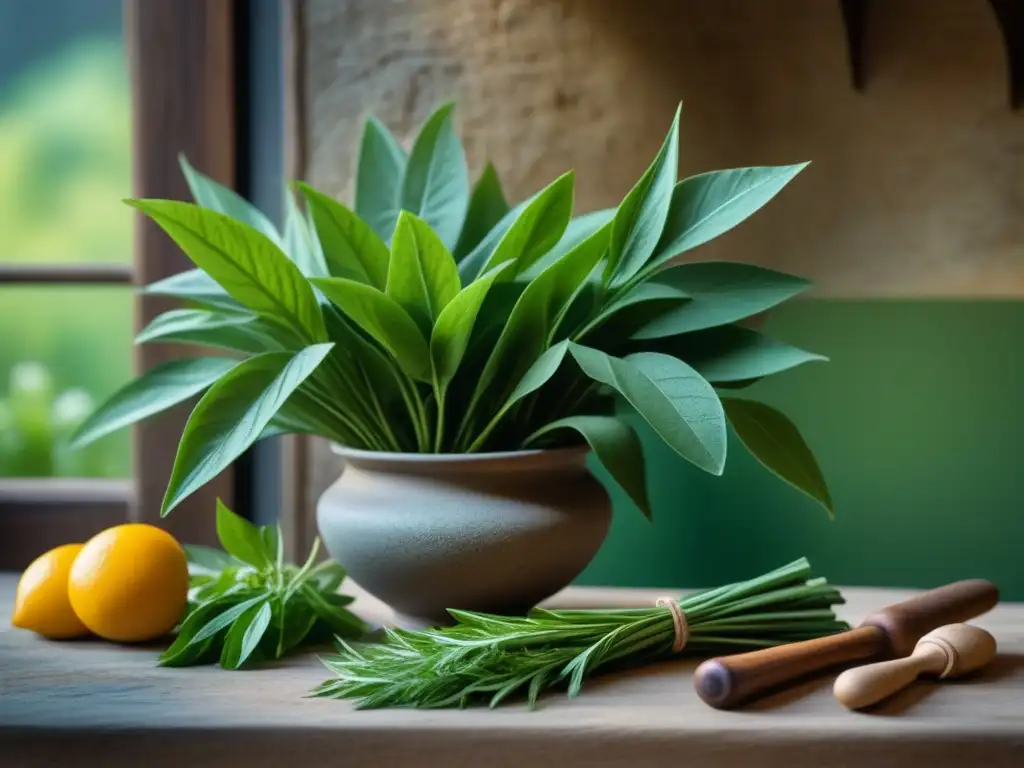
124,0,236,545
0,264,134,285
840,0,868,92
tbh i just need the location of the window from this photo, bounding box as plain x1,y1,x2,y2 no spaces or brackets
0,0,242,565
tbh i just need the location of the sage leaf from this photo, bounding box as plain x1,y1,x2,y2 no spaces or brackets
655,325,827,383
633,262,811,340
136,308,281,355
523,208,615,277
221,600,273,669
298,182,389,289
456,197,530,283
215,498,271,568
606,103,680,287
578,281,688,341
454,162,510,261
277,602,318,652
283,188,328,278
526,414,651,519
430,262,513,392
312,278,431,381
179,154,282,246
468,227,607,428
570,345,726,475
300,583,367,638
126,200,327,343
401,102,469,250
261,523,284,570
191,593,268,645
647,164,808,272
159,595,240,667
143,268,242,313
387,211,461,336
69,357,237,449
184,544,236,573
355,115,407,244
480,171,574,277
722,397,833,517
162,344,334,514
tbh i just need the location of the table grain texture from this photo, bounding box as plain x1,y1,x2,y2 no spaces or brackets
1,574,1022,767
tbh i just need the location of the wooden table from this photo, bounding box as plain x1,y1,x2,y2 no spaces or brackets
1,574,1022,767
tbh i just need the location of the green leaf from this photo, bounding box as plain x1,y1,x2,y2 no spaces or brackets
127,200,327,343
468,227,607,425
179,154,281,246
221,598,274,671
298,182,389,289
283,188,329,278
606,104,680,287
570,345,726,475
215,499,270,568
191,592,268,645
261,524,284,571
221,600,273,669
277,602,318,653
454,162,510,261
162,344,334,514
401,102,469,250
648,164,808,272
355,115,407,244
526,415,650,519
300,583,367,638
143,268,243,313
655,325,827,383
430,262,513,392
159,594,243,667
578,281,688,341
312,278,431,381
70,357,237,449
184,544,236,573
722,397,833,517
479,171,575,277
523,208,615,277
135,308,281,355
387,212,461,336
633,262,810,340
455,198,530,283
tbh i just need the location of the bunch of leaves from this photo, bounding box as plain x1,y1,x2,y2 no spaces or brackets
159,500,366,669
311,558,847,709
70,100,833,520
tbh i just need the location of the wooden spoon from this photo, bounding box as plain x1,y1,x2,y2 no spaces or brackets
833,623,997,710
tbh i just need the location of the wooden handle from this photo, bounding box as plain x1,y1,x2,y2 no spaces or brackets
693,579,998,710
832,646,947,710
859,579,999,657
693,625,888,709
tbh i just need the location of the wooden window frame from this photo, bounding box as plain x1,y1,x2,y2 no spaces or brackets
0,0,240,566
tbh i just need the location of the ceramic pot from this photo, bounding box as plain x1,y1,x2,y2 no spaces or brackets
316,445,611,626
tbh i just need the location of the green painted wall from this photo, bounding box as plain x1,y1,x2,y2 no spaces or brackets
579,300,1024,601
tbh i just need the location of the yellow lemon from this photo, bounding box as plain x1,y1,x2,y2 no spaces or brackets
12,544,90,640
68,523,189,643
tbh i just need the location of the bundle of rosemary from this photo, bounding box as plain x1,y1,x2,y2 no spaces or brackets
312,558,847,709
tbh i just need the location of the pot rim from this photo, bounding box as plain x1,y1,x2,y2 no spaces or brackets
328,443,590,474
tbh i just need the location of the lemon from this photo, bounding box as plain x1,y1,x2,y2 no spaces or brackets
68,523,189,643
12,544,90,640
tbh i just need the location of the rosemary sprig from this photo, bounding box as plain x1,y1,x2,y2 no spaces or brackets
312,558,847,709
159,499,366,669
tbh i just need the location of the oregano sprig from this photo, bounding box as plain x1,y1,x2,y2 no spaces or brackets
159,500,366,669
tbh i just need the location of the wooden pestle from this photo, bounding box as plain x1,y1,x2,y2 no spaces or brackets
693,579,999,709
833,623,997,710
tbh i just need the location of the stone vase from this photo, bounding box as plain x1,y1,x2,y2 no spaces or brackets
316,445,611,626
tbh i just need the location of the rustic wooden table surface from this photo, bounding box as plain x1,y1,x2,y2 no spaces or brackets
1,573,1022,767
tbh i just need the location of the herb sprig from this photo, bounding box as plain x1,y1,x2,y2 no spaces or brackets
312,558,847,709
159,499,366,669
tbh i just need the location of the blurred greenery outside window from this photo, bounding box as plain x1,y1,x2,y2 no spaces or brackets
1,2,132,479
